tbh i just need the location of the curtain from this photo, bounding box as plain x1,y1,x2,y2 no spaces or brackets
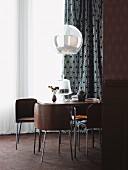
0,0,64,134
0,0,35,134
64,0,103,100
0,0,18,134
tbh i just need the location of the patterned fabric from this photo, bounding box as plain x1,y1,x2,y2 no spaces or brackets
64,0,103,100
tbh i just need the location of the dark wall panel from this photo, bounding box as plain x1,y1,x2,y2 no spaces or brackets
103,0,128,169
102,81,128,170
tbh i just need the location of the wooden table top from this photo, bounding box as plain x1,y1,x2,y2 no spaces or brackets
37,100,100,106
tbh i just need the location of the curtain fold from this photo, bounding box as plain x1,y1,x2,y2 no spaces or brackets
0,0,35,134
0,0,18,134
64,0,103,100
0,0,65,134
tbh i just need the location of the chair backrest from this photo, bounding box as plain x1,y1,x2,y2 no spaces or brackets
34,103,71,131
16,98,37,122
76,104,91,116
86,103,102,129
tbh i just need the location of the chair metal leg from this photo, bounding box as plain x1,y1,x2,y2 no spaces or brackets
69,130,73,160
73,107,77,158
99,128,102,147
41,131,46,162
38,129,42,152
16,123,18,150
16,123,22,150
34,128,36,154
85,130,88,157
77,123,80,151
58,130,61,154
18,123,22,143
92,128,94,148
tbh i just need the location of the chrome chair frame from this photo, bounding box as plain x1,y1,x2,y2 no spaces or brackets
33,103,73,162
77,103,102,157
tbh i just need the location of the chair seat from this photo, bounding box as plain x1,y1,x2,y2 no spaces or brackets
76,115,87,119
17,117,34,123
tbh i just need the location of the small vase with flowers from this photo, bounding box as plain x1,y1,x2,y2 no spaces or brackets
48,86,59,102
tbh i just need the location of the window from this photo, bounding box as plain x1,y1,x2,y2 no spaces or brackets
32,0,65,101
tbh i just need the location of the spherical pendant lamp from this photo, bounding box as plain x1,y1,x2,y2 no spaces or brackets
54,24,83,55
53,24,83,100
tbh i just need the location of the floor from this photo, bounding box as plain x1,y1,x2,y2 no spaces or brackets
0,131,101,170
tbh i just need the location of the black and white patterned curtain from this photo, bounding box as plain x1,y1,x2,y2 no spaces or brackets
64,0,103,100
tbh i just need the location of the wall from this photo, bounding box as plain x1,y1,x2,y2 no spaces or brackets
103,1,128,170
104,0,128,80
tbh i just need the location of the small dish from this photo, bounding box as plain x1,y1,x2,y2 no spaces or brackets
64,99,70,102
70,99,78,102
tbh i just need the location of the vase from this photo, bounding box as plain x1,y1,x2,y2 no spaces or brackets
52,94,56,102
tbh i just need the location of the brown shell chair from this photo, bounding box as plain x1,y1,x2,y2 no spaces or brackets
34,103,73,162
15,98,37,150
77,103,102,157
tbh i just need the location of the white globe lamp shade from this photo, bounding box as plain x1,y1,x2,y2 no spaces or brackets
54,25,83,55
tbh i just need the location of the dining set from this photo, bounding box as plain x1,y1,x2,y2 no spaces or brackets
15,96,102,162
